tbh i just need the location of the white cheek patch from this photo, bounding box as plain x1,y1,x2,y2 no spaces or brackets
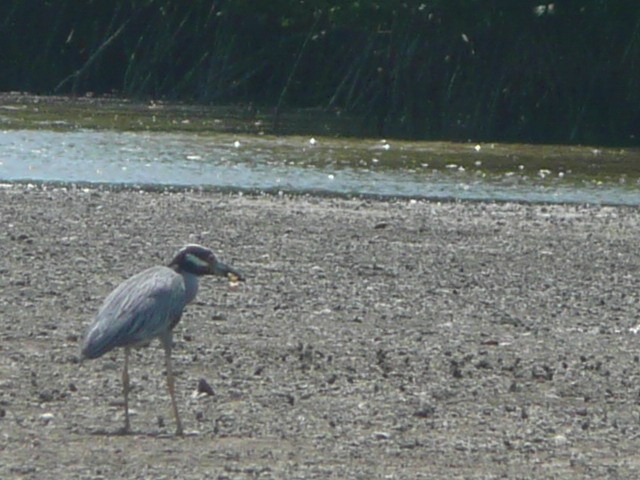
186,253,210,269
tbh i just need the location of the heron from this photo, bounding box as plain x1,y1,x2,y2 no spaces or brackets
81,244,245,435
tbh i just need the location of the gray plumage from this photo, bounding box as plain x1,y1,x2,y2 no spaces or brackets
82,266,197,359
81,244,244,435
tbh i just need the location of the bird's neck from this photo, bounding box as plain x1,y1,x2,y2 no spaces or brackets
181,271,200,305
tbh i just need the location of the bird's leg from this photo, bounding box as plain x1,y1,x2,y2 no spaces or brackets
122,347,131,433
162,335,183,436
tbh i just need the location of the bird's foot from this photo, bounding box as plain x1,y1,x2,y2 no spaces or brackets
117,419,132,435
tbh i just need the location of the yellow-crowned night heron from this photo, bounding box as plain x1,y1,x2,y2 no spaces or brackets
81,244,244,435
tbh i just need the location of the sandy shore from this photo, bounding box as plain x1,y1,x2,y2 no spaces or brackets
1,184,640,479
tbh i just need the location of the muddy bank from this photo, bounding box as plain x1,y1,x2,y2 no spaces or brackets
1,184,639,479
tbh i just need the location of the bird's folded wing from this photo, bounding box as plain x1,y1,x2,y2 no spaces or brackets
82,267,185,358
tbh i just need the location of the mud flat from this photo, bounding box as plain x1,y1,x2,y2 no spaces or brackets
1,184,639,479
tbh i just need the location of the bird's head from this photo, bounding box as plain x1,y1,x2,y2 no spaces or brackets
169,244,245,282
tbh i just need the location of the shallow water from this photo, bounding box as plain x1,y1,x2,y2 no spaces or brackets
1,120,639,205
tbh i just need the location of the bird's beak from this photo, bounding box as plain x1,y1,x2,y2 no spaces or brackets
212,261,245,283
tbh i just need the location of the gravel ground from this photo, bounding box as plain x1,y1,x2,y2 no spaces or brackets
1,184,640,479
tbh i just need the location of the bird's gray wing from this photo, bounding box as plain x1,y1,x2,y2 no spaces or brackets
81,266,186,359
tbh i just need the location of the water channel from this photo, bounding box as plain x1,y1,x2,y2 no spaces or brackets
1,100,639,205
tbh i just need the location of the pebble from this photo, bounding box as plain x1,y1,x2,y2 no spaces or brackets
40,413,54,423
192,378,215,398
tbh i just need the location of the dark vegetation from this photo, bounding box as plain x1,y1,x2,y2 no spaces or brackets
1,1,639,145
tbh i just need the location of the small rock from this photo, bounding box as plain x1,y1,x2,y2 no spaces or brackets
194,378,215,397
399,439,423,449
372,431,391,440
310,265,325,276
554,434,568,446
38,390,54,402
276,393,295,406
531,364,554,381
475,359,492,369
570,452,588,468
16,233,32,243
67,355,80,364
450,362,463,379
40,412,54,423
413,405,436,418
